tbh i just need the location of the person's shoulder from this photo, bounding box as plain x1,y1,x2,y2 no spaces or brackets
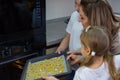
70,11,80,22
76,66,88,76
71,11,79,17
71,10,79,14
75,66,89,79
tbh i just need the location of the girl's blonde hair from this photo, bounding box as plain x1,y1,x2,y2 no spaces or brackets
80,27,119,80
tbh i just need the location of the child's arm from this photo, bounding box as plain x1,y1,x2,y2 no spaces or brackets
67,54,83,65
56,33,70,54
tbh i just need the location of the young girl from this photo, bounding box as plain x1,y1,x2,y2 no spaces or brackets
44,27,120,80
73,27,120,80
56,0,83,54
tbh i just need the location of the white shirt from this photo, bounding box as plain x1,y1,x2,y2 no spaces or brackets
73,55,120,80
66,11,83,51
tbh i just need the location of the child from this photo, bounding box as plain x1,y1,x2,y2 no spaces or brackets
56,0,83,55
44,27,120,80
56,0,82,79
74,27,120,80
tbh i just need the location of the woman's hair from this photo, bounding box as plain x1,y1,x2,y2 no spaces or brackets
80,27,119,80
80,0,120,37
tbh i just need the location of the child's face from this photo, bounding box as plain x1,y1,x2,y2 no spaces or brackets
79,6,89,29
80,45,91,57
74,0,81,12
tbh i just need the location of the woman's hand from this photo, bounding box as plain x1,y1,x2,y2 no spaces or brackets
44,76,59,80
67,54,81,65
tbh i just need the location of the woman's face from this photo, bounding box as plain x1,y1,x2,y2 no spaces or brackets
79,6,89,29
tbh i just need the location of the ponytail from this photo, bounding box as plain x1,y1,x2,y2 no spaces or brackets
104,51,119,80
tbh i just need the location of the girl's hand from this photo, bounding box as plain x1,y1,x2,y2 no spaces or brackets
44,76,59,80
67,54,81,65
